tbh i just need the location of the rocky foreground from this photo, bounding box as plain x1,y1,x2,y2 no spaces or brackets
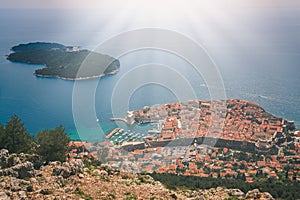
0,149,274,200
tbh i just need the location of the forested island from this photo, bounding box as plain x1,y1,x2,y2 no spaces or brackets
7,42,120,80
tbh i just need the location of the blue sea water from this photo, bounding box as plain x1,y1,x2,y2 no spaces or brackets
0,9,299,141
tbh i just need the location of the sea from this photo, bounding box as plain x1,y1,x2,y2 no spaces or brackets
0,9,299,141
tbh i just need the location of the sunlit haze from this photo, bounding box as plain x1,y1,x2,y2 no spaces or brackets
0,1,300,198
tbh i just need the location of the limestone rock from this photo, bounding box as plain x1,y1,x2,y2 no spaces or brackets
0,161,34,178
52,160,83,178
13,161,35,179
78,173,84,178
18,191,27,199
246,189,274,200
0,191,10,200
231,188,245,197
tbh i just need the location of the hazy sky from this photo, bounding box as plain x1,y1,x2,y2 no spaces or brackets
1,0,300,10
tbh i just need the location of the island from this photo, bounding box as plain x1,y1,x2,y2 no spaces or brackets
7,42,120,80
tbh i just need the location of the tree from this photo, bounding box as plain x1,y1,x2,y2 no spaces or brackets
237,172,246,181
0,124,6,149
36,126,70,162
1,115,35,153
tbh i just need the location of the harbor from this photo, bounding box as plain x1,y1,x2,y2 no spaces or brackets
105,123,159,145
108,129,153,144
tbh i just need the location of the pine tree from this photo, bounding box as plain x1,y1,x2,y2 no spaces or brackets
36,126,70,162
0,124,6,150
2,115,35,153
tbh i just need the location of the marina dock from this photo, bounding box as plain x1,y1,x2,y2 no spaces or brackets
110,117,135,125
105,128,121,139
110,118,128,123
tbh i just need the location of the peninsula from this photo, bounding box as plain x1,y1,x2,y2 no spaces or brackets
7,42,120,80
94,99,300,200
110,99,296,147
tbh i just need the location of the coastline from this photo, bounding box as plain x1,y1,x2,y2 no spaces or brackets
33,69,119,81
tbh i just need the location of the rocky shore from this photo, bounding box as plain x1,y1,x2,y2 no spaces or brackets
0,149,274,200
34,69,119,81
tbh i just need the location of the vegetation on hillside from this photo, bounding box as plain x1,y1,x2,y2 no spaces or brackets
11,42,67,52
151,173,300,200
0,115,70,162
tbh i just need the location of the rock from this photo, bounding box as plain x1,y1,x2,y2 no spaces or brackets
26,154,43,170
0,149,9,168
18,191,27,199
246,189,260,198
231,189,245,197
78,173,84,178
0,191,10,200
7,177,21,192
5,154,22,167
30,177,38,183
0,161,35,178
100,170,108,176
52,166,71,178
0,181,5,188
40,189,54,195
92,169,100,176
52,160,83,178
0,167,18,177
170,192,178,199
92,169,108,176
245,189,274,199
0,149,41,179
50,161,61,167
110,163,120,169
14,161,35,179
65,160,84,174
64,186,73,193
0,149,9,159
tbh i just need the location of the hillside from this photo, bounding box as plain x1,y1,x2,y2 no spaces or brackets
0,149,274,200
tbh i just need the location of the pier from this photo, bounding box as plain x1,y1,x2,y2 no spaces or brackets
110,116,135,125
110,118,128,123
105,128,121,139
110,111,136,125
